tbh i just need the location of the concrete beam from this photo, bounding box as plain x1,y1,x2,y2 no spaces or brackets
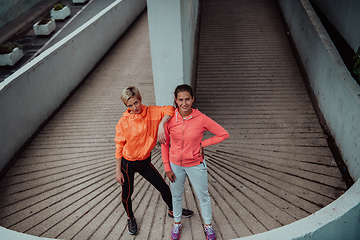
147,0,199,106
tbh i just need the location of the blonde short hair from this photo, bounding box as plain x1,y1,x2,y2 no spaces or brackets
121,86,142,104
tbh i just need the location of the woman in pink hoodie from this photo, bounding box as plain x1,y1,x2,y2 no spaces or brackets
161,84,229,240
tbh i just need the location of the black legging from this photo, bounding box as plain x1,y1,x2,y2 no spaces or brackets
121,155,173,218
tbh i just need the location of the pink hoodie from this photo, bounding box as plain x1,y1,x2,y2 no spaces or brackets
161,108,229,172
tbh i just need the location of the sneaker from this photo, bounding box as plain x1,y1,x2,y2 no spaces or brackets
168,208,194,218
181,208,193,218
127,217,138,235
171,223,182,240
204,225,216,240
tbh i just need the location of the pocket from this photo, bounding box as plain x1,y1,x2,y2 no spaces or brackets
201,157,207,168
182,150,196,160
170,148,181,161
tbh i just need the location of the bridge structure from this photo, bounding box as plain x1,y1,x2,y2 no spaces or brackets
0,0,359,239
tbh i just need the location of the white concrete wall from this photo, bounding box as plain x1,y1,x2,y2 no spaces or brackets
310,0,360,52
0,0,43,27
147,0,199,106
0,0,146,173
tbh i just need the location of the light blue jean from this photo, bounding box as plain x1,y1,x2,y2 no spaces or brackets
170,159,212,224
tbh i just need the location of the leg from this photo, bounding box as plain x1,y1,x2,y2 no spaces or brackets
169,162,187,223
138,159,173,211
121,158,135,218
186,160,212,225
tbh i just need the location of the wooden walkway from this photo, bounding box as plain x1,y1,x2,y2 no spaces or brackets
0,0,347,239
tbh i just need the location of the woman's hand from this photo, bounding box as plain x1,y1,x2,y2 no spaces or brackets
158,114,171,144
199,143,204,157
166,171,176,183
116,170,125,185
158,123,166,144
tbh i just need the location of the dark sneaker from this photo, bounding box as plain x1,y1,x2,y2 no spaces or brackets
204,225,216,240
181,208,193,218
168,208,194,218
127,217,138,235
171,223,182,240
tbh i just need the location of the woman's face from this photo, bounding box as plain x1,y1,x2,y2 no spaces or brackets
175,91,194,116
126,96,142,114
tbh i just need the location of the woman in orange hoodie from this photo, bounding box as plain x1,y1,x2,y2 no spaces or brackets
161,84,229,240
115,86,192,235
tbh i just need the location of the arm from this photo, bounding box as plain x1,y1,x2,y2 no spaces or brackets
158,114,171,144
160,123,176,182
157,106,175,143
114,121,126,184
115,158,125,185
201,115,229,148
114,122,126,159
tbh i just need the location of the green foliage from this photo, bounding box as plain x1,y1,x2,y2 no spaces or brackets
353,47,360,77
0,42,22,54
53,3,65,11
38,14,52,25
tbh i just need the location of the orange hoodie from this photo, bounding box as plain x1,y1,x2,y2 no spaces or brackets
161,108,229,172
115,104,174,161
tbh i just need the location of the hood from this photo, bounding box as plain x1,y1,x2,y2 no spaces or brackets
175,108,202,122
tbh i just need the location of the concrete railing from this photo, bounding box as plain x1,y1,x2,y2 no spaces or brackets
0,226,56,240
147,0,200,106
232,0,360,239
0,0,146,173
310,0,360,53
236,179,360,240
